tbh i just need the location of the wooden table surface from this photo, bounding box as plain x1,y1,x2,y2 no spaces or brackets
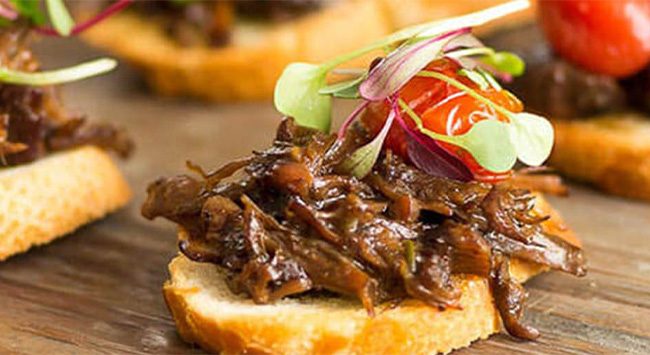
1,38,649,355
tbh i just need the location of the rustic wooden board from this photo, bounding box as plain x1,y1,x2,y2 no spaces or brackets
1,39,649,355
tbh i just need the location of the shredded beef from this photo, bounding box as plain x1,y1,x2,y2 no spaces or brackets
0,26,132,166
142,117,586,339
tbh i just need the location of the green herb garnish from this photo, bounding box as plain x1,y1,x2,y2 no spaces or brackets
45,0,74,36
0,58,117,86
416,70,552,168
274,0,530,131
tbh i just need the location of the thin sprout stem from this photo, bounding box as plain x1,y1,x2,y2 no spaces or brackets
36,0,133,36
320,0,528,71
397,98,462,146
416,70,515,119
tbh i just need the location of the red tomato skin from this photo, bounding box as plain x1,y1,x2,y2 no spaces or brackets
538,0,650,78
361,59,522,182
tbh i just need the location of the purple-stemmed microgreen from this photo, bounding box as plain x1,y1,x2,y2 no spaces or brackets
36,0,133,36
274,0,530,132
394,110,473,181
337,100,370,139
273,0,548,179
359,28,468,101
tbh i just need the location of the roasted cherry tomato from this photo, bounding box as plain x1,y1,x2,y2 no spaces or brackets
538,0,650,78
362,58,523,182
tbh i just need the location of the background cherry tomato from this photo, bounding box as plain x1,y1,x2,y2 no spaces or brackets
538,0,650,78
362,59,522,182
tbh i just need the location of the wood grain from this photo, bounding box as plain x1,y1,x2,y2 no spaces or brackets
0,39,649,354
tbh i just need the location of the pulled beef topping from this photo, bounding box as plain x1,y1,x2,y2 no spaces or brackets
136,0,324,47
621,65,650,113
484,23,650,118
142,118,586,339
0,26,132,166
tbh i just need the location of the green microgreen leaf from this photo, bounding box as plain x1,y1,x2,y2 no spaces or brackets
340,107,396,178
0,58,117,85
319,74,365,99
9,0,46,25
45,0,74,36
360,36,451,100
274,63,331,132
509,112,554,166
398,99,516,172
456,119,516,172
480,51,525,76
413,70,554,168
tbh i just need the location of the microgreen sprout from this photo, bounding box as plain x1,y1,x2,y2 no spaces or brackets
274,0,551,179
416,70,552,168
274,0,530,131
0,58,117,86
0,1,130,86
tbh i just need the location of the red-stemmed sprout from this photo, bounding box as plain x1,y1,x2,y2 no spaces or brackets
35,0,132,36
273,0,553,181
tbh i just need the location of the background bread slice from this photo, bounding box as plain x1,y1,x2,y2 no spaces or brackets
163,194,578,354
82,0,390,102
550,114,650,201
82,0,530,102
0,146,131,260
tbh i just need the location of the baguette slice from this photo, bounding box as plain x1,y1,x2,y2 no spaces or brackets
82,0,390,102
0,146,131,260
550,114,650,201
82,0,528,102
163,195,579,355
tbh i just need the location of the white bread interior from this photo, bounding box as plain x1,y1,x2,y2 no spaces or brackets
0,146,131,260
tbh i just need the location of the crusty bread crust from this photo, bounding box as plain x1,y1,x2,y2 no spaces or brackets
550,114,650,201
82,0,530,102
82,0,390,102
0,146,131,260
163,194,578,354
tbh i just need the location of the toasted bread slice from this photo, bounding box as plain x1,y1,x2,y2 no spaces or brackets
163,194,578,354
550,114,650,201
0,146,131,260
82,0,530,102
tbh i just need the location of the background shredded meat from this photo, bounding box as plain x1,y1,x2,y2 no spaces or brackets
134,0,324,47
0,25,132,166
142,118,586,340
483,23,650,118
